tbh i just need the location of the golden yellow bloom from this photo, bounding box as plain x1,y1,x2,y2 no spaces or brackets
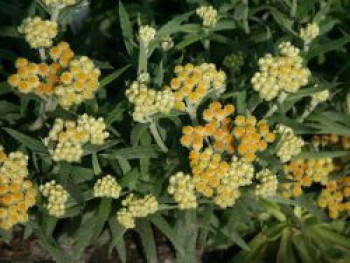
251,42,310,101
318,176,350,219
116,194,158,229
8,42,100,109
18,17,57,49
44,114,109,163
164,63,226,114
40,181,69,217
168,172,197,209
0,147,36,230
282,158,334,198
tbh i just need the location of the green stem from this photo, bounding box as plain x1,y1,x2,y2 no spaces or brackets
264,92,288,118
29,98,57,131
298,103,317,123
291,0,297,18
243,0,250,34
149,121,168,152
138,43,148,75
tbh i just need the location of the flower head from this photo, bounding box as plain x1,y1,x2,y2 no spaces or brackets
18,17,57,49
0,148,36,230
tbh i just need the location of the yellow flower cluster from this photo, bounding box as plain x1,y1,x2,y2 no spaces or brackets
164,63,226,114
44,114,109,162
39,180,69,217
93,175,122,199
18,17,58,49
168,172,197,209
233,115,275,162
196,6,218,28
282,158,334,198
43,0,77,9
317,176,350,219
116,194,158,229
126,81,175,123
255,169,278,198
312,134,350,150
139,25,157,47
213,157,255,208
181,101,235,153
251,42,310,101
179,101,277,208
311,90,330,106
0,147,36,230
7,42,100,108
300,22,320,44
276,125,304,163
54,56,101,109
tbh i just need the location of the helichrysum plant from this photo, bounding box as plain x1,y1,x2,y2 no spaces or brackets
1,1,350,262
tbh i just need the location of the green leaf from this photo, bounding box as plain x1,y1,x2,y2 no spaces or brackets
118,1,134,55
136,221,157,263
150,214,184,256
92,198,112,241
130,123,149,146
108,219,126,256
306,35,350,60
99,65,131,89
115,236,127,263
294,151,350,159
175,34,203,50
4,128,47,153
105,102,127,126
293,234,319,263
30,222,70,263
83,140,122,156
276,228,295,263
92,153,102,175
70,166,95,184
72,216,96,260
102,145,160,160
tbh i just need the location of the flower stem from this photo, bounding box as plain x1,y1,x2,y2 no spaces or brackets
298,103,317,123
149,121,168,153
264,92,288,118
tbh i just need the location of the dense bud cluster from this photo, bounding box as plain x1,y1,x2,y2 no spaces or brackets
0,147,36,230
18,17,58,49
318,176,350,219
300,23,320,45
54,56,101,109
126,80,175,123
8,42,101,108
181,101,235,153
168,172,197,209
311,90,330,106
93,175,122,199
213,157,255,208
276,125,304,163
40,181,69,217
255,169,278,198
233,115,275,162
312,134,350,150
282,158,334,198
43,114,109,162
161,36,174,51
164,63,226,114
116,194,158,229
43,0,77,9
223,53,244,73
251,42,310,101
196,6,218,28
139,25,157,47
